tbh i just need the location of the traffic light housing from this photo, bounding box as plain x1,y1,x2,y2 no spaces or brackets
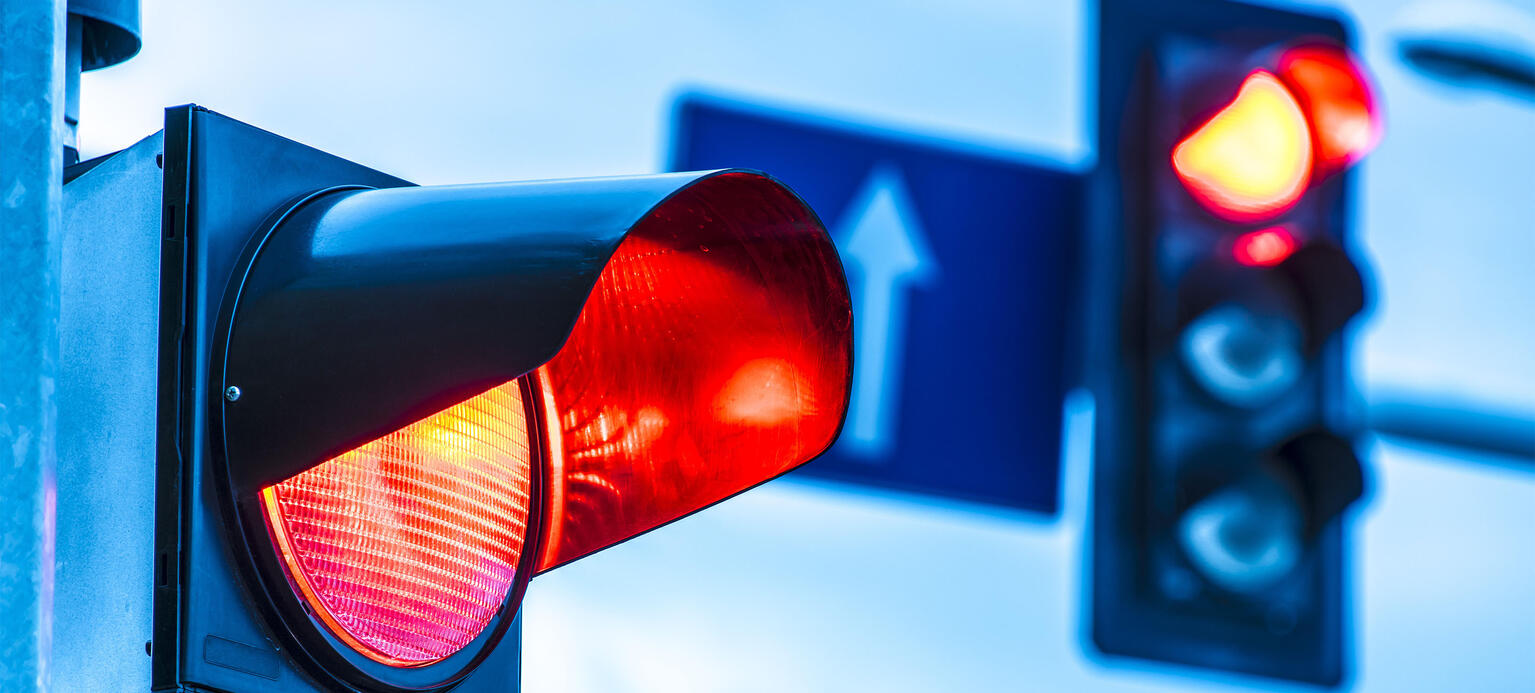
1088,0,1377,685
139,105,850,691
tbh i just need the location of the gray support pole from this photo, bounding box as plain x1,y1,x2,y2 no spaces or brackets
0,0,66,690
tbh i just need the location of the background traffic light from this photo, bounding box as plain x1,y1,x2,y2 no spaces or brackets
1087,0,1379,685
52,105,853,692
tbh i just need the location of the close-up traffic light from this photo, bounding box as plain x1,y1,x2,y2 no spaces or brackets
1088,0,1381,685
64,105,852,691
8,0,1532,691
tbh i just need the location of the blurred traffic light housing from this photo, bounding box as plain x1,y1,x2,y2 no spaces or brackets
1089,0,1377,685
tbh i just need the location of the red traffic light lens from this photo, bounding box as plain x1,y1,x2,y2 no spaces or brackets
260,381,535,666
1278,44,1382,174
1172,70,1314,223
533,171,852,572
1232,226,1299,267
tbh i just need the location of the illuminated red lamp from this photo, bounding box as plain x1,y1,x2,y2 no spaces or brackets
261,383,535,666
1171,71,1314,223
1172,45,1382,224
533,172,852,571
1232,226,1299,267
1278,44,1383,176
259,171,852,666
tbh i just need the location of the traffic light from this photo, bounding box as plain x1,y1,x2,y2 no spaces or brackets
1087,0,1379,685
68,105,853,691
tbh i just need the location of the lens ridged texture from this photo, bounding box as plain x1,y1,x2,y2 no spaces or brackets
261,382,532,666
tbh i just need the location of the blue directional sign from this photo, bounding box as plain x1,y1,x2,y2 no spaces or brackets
671,94,1081,514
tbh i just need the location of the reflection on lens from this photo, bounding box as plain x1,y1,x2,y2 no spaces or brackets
1180,303,1303,407
1177,472,1303,594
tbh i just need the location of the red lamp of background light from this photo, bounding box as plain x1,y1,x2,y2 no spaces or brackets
1172,44,1381,223
1279,44,1384,175
1232,227,1300,267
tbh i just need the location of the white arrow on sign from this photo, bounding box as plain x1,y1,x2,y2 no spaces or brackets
834,163,938,459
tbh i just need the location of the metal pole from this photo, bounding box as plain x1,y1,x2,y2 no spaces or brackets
0,0,66,689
